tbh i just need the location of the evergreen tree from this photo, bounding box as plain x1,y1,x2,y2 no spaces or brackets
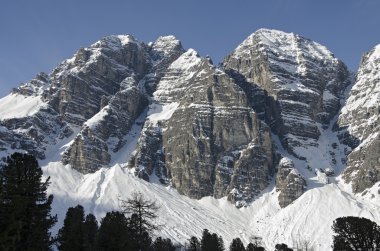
246,243,265,251
201,229,213,251
0,152,56,250
215,234,225,251
201,229,224,251
139,231,152,251
229,238,245,251
274,243,293,251
97,211,130,251
83,213,98,251
187,236,201,251
57,205,85,251
332,216,380,250
152,237,175,251
246,243,255,251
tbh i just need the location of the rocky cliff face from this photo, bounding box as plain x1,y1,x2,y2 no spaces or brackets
0,35,184,172
3,29,374,209
0,73,72,159
60,35,184,172
223,29,350,160
130,49,275,205
337,45,380,193
276,157,306,207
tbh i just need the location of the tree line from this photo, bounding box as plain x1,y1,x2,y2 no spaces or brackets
1,153,380,250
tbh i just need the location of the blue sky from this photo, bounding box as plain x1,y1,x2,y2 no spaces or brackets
1,0,380,97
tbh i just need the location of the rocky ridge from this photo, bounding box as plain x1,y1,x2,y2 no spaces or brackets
130,49,275,205
223,29,350,160
337,45,380,193
1,29,379,209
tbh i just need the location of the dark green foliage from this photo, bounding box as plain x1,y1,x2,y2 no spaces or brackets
200,229,224,251
0,152,57,250
187,236,201,251
332,216,380,251
57,205,85,251
246,243,265,251
229,238,245,251
57,205,98,251
97,211,131,251
274,243,293,251
83,213,98,251
152,237,176,251
246,243,255,251
139,231,152,251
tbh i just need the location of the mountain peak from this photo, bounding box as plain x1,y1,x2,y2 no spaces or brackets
168,48,202,71
235,28,336,62
153,35,181,46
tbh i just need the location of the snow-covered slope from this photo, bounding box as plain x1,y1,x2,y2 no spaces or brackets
0,94,47,120
43,161,380,250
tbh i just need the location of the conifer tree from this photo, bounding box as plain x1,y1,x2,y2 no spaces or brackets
57,205,85,251
97,211,130,251
83,213,98,251
246,243,255,251
0,152,56,250
187,236,201,251
201,229,224,251
229,238,245,251
152,237,175,251
332,216,380,250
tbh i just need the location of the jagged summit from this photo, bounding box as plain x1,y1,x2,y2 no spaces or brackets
224,28,350,162
151,35,182,50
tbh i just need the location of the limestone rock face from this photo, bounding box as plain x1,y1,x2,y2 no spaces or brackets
2,29,373,208
337,45,380,193
62,86,148,173
223,29,350,159
276,157,306,208
60,36,184,172
0,73,72,159
0,35,184,174
131,49,276,204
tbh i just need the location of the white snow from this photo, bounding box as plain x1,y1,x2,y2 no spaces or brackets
147,102,179,123
42,162,380,251
154,49,203,102
110,110,147,166
84,106,110,129
117,34,137,46
0,94,47,120
279,156,293,167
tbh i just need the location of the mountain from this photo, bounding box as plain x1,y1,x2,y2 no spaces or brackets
0,29,379,250
337,45,380,194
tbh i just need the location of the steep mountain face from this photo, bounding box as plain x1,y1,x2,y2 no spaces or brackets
223,29,350,160
0,73,72,159
60,36,184,173
130,49,275,205
2,28,379,211
0,35,185,173
275,157,306,207
2,28,380,249
337,45,380,193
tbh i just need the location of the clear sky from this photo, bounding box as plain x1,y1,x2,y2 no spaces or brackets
1,0,380,97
